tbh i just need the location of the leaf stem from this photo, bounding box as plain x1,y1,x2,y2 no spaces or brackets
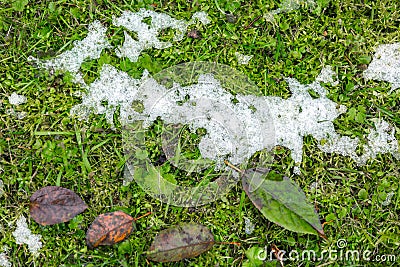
217,241,241,246
223,160,244,174
134,211,152,221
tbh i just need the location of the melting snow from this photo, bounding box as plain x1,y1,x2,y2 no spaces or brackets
363,42,400,92
382,191,395,206
359,119,400,164
235,52,253,65
12,216,42,255
28,21,111,86
244,217,255,234
5,108,27,119
114,9,210,62
71,62,399,170
31,10,209,83
8,93,26,105
70,64,149,128
0,252,11,267
264,0,316,21
30,10,399,174
316,65,339,86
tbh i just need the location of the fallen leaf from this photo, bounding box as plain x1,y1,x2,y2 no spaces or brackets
147,223,215,262
242,168,325,238
86,211,134,249
30,186,88,226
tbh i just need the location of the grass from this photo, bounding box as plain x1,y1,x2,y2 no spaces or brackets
0,0,399,266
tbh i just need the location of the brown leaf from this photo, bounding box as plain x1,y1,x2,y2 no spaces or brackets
147,223,214,262
86,211,134,249
29,186,88,226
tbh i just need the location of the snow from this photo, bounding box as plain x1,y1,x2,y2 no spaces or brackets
8,93,26,105
29,9,399,176
28,21,111,86
382,191,395,206
12,216,42,255
358,119,400,164
0,252,11,267
70,64,149,128
316,65,339,86
124,72,275,169
5,108,26,119
363,42,400,92
244,217,255,234
293,166,301,175
235,52,253,65
239,76,349,164
113,9,210,62
264,0,316,22
191,11,211,25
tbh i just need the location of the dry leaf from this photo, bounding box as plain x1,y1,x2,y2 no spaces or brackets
29,186,88,226
86,211,134,249
147,223,214,262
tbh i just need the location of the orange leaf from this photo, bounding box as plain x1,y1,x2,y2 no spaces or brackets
86,211,134,249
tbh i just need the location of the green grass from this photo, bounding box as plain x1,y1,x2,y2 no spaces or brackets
0,0,399,266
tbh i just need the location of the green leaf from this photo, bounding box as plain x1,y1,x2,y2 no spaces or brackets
135,149,148,160
358,55,372,65
358,188,368,200
241,168,325,237
12,0,29,12
244,246,265,267
48,2,56,13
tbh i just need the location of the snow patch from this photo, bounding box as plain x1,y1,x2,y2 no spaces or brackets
264,0,316,21
293,166,301,175
28,21,111,86
191,11,211,25
244,217,255,234
316,65,339,86
126,73,274,168
12,216,42,255
113,9,210,62
235,52,253,65
30,10,210,84
359,119,400,164
0,252,11,267
8,93,26,106
382,191,395,206
5,108,27,120
70,64,149,128
240,76,349,164
319,119,400,165
363,42,400,92
29,10,399,174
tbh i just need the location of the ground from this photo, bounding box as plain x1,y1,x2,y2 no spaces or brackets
0,0,399,266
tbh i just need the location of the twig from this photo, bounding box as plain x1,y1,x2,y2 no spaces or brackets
217,241,241,246
244,15,262,30
133,211,152,221
224,160,243,174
